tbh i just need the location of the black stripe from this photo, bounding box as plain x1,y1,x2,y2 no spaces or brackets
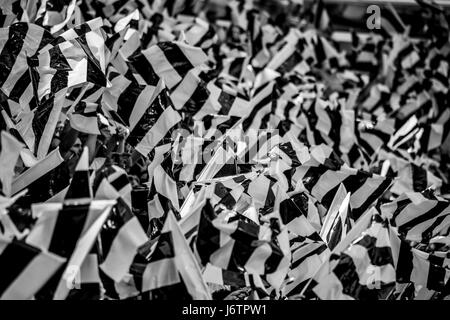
0,23,28,88
391,198,413,223
253,80,271,97
427,261,447,291
196,25,216,48
230,219,259,243
129,54,159,86
395,240,413,283
321,170,371,209
420,213,450,242
0,240,40,296
32,95,55,154
351,177,392,221
411,164,428,192
243,93,274,132
275,50,303,75
217,90,236,116
263,179,277,209
65,170,91,200
157,42,195,80
398,202,450,237
265,241,284,274
117,82,145,125
228,57,245,79
354,234,394,266
301,165,329,193
227,237,258,272
181,78,209,115
279,196,307,225
127,89,167,147
222,269,246,287
85,54,107,88
327,216,343,251
8,70,30,104
148,231,175,262
48,203,91,258
333,251,394,300
110,173,130,192
196,200,220,266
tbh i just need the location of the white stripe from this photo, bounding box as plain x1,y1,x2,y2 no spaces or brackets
100,217,148,282
103,75,132,111
135,106,181,156
142,257,180,292
170,72,201,110
145,46,181,89
202,263,225,286
350,175,387,210
244,242,272,275
80,254,101,284
37,89,68,159
11,147,64,195
154,164,179,210
310,170,351,203
129,82,160,131
2,25,44,96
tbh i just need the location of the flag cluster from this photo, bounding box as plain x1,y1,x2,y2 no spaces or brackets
0,0,450,300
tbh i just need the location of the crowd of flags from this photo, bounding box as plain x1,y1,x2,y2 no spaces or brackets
0,0,450,300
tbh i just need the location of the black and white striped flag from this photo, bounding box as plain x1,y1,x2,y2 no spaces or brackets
133,210,211,299
0,237,66,300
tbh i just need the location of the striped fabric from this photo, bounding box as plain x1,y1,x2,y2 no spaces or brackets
390,163,442,196
320,185,352,251
103,74,163,131
195,199,290,290
34,39,106,101
69,101,102,135
26,199,115,299
35,0,77,34
356,115,395,157
40,17,104,52
0,238,66,300
242,81,276,132
11,146,65,196
132,88,182,157
93,162,133,208
0,22,53,117
193,82,252,121
94,178,148,283
133,211,211,299
30,88,67,158
397,244,450,292
131,41,208,90
175,16,217,50
65,147,92,201
381,192,450,243
312,214,397,300
293,165,392,220
279,195,329,297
